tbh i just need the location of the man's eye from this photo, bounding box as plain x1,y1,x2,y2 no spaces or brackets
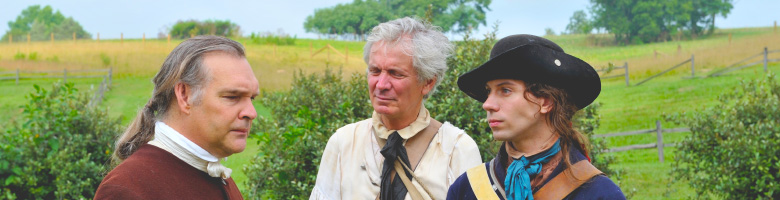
390,71,404,77
225,96,239,100
501,88,511,94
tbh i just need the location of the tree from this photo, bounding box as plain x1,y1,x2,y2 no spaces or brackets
544,28,556,36
588,0,733,44
304,0,491,40
565,10,593,34
168,19,240,39
2,5,91,42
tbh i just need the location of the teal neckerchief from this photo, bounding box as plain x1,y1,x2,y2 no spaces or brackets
504,139,561,200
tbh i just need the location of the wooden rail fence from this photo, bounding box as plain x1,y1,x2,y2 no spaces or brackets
310,43,349,63
634,54,695,86
594,120,690,163
596,62,630,86
1,68,112,107
708,47,780,77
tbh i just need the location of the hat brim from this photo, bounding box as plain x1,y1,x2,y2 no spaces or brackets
457,44,600,109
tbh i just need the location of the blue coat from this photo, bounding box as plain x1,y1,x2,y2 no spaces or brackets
447,145,625,200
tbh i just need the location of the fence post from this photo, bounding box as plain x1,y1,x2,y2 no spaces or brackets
16,69,20,85
327,44,331,62
51,33,54,44
27,33,30,44
8,34,10,44
691,54,695,77
143,33,146,45
309,42,313,56
121,33,124,44
63,69,67,83
73,32,76,43
656,120,664,163
764,47,769,73
624,62,629,86
167,34,170,44
273,44,277,58
345,46,349,63
97,32,100,43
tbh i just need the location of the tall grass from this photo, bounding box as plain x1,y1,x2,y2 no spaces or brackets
0,38,368,91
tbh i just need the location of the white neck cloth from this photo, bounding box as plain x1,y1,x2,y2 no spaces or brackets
148,121,232,179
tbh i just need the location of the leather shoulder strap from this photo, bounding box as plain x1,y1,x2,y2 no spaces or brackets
533,160,603,200
465,163,500,200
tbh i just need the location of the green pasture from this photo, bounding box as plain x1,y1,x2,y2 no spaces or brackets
0,27,778,198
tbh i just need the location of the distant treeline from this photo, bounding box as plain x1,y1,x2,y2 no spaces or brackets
565,0,734,44
1,5,91,42
168,19,241,39
303,0,491,40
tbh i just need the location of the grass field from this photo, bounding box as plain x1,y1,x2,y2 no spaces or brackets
1,27,778,198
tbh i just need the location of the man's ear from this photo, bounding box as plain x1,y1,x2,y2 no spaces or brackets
539,96,554,114
174,83,192,115
421,76,437,96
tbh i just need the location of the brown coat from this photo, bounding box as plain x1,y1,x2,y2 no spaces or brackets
94,145,243,200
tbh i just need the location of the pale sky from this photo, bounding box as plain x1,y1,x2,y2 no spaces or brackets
1,0,777,40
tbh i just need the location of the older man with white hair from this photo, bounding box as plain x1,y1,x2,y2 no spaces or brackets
310,17,482,200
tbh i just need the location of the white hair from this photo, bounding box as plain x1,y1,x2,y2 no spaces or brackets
363,17,454,99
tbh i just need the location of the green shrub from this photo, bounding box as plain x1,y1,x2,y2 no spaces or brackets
99,53,111,67
667,74,780,199
13,52,24,60
244,28,615,199
244,68,371,199
0,82,122,199
27,52,38,61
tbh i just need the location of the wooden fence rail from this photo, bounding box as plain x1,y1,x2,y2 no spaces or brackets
709,47,780,77
595,120,690,163
1,68,112,107
0,68,111,85
310,43,349,63
634,55,695,86
596,62,630,86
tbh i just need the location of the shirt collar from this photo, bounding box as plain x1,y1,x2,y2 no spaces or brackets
154,121,220,162
372,104,431,140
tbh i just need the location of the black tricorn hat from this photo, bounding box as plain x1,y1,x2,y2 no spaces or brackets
457,34,600,110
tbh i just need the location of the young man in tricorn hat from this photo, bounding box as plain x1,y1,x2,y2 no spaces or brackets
446,34,625,200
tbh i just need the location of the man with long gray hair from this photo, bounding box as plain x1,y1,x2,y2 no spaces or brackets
95,35,259,199
310,17,482,200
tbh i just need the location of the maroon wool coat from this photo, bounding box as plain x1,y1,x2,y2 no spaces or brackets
94,144,243,200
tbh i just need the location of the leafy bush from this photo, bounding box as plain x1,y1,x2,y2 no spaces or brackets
244,68,371,199
244,28,615,199
27,52,38,61
0,82,122,199
13,52,25,60
99,53,111,67
667,74,780,199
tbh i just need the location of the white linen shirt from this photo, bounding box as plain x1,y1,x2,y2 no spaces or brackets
310,111,482,200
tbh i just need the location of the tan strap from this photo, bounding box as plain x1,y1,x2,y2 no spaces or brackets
465,164,500,200
394,160,425,200
533,160,603,200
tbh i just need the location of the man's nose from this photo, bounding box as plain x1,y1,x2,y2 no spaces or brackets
375,73,392,90
482,94,498,112
240,100,258,120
